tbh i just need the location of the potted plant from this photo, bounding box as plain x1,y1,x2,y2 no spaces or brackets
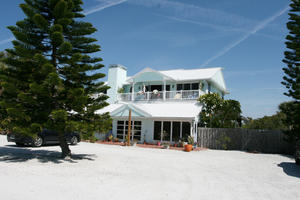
173,137,179,147
117,87,125,93
162,142,170,149
178,138,185,147
131,139,139,146
184,136,194,152
107,134,114,142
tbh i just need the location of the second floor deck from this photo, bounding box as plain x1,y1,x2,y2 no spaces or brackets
118,90,205,102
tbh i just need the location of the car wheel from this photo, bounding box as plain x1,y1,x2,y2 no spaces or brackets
70,136,78,145
33,136,43,147
15,142,24,147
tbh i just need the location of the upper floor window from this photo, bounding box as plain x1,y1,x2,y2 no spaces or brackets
177,84,183,90
191,83,199,90
184,84,191,90
177,83,199,91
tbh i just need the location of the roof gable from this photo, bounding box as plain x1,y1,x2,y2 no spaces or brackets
126,67,174,83
111,104,152,118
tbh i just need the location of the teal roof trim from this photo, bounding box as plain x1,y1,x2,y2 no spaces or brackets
110,104,152,118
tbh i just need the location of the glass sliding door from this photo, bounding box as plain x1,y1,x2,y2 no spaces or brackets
153,121,191,142
162,121,171,141
172,122,180,142
117,121,125,139
182,122,191,140
154,121,161,140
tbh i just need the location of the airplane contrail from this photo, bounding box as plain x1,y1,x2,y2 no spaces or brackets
0,37,14,46
84,0,127,15
200,5,289,67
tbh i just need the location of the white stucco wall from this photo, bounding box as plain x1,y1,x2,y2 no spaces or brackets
142,119,154,143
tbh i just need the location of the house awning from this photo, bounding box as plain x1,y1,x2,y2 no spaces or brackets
96,102,202,120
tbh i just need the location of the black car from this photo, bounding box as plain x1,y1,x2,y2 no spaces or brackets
7,129,81,147
295,141,300,165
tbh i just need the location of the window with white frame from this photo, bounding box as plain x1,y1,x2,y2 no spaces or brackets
117,120,142,141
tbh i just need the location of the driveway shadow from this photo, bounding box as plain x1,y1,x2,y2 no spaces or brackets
0,145,96,164
278,162,300,178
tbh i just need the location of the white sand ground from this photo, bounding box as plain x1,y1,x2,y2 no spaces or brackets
0,135,299,200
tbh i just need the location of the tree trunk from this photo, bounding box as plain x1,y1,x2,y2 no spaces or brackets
58,133,71,158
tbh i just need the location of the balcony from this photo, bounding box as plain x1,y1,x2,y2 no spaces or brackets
118,90,205,102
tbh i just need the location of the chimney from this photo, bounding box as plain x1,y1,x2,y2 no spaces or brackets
107,64,127,104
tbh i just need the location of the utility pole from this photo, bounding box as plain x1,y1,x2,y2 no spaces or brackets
127,109,132,146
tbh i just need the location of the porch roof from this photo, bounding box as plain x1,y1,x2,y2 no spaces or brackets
96,102,202,119
124,67,227,93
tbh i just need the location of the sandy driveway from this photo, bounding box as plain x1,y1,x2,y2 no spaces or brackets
0,135,299,200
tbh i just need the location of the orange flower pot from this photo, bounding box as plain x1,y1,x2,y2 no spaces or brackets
184,144,193,152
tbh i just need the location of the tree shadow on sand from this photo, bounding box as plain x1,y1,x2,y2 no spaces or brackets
278,162,300,178
0,145,96,164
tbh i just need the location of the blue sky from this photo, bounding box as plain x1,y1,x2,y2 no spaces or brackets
0,0,292,118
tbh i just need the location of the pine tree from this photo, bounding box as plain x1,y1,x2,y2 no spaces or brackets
282,0,300,100
0,52,8,134
281,0,300,143
0,0,110,158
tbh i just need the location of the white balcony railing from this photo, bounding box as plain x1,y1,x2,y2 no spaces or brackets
118,90,204,102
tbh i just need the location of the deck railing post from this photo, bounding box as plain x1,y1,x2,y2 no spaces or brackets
131,82,135,101
180,90,183,100
163,80,166,101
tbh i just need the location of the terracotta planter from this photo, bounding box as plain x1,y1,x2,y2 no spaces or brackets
184,144,193,152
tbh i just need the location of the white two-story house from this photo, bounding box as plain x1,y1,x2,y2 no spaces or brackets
97,64,228,144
